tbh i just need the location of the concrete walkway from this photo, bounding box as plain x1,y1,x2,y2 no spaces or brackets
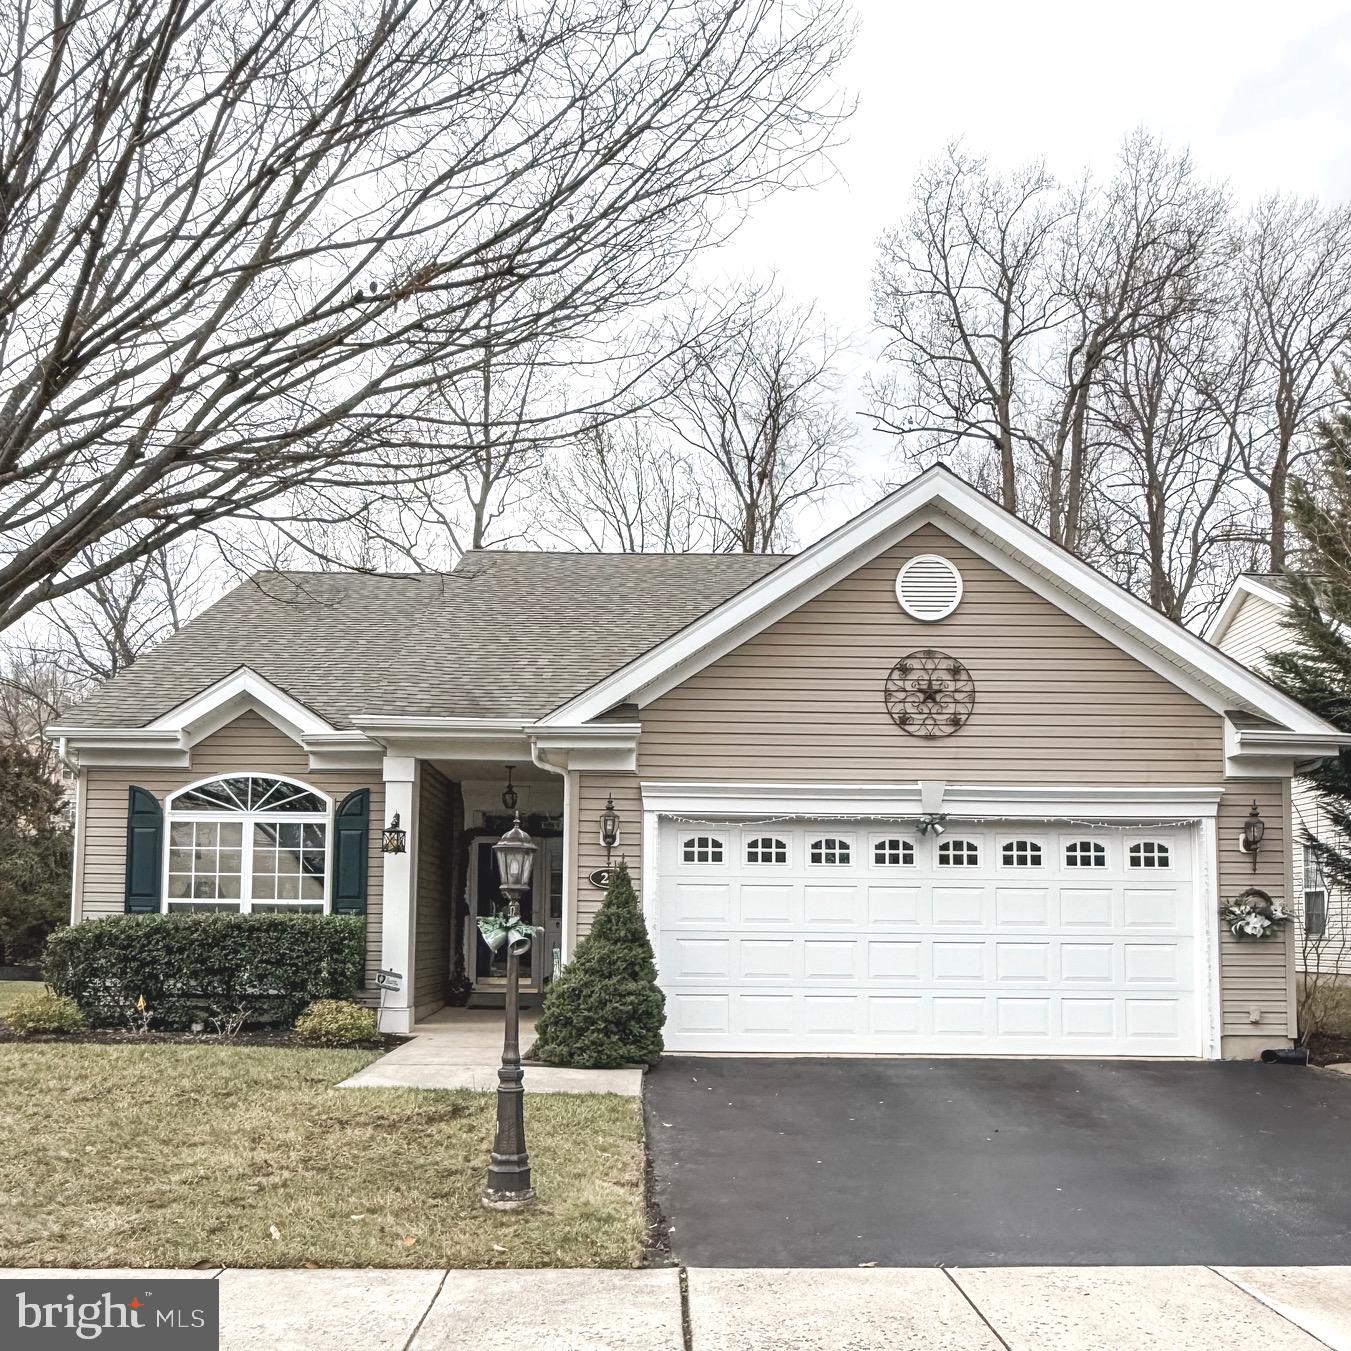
339,1008,643,1095
6,1266,1351,1349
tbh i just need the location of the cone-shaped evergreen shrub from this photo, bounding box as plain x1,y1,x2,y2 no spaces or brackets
533,860,665,1068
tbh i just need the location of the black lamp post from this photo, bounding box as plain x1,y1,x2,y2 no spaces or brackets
482,812,538,1210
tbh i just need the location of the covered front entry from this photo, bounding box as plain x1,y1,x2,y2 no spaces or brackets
655,818,1201,1056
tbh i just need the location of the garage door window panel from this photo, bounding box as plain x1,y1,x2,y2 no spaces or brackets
1127,841,1171,870
1065,840,1108,869
938,838,979,867
809,836,852,866
681,835,725,865
872,837,916,868
745,836,789,866
1001,839,1044,868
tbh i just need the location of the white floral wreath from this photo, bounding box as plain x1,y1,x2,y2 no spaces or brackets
1222,887,1292,940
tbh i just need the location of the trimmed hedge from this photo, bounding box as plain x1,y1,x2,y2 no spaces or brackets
5,989,86,1036
295,999,380,1046
44,913,365,1031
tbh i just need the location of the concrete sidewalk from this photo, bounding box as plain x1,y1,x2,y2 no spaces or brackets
338,1008,643,1095
6,1265,1350,1349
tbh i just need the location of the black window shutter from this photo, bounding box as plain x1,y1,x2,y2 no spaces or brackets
332,788,370,915
125,786,163,913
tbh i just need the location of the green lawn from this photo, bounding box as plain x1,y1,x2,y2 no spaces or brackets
0,1044,646,1269
0,981,46,1015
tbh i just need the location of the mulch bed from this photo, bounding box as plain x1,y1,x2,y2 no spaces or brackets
0,1025,405,1051
1306,1033,1351,1068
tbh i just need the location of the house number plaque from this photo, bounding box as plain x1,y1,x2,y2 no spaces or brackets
587,868,612,889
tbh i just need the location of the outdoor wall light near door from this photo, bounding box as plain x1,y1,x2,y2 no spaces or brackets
381,812,407,855
1239,801,1265,871
599,793,621,859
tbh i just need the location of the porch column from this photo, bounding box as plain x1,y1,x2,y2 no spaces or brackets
378,755,420,1035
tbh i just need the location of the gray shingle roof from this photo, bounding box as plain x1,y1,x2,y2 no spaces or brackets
61,551,789,729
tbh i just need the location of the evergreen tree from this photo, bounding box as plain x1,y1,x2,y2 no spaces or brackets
1266,381,1351,891
0,742,72,964
532,860,665,1068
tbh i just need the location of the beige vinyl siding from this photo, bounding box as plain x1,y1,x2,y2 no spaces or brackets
572,772,642,946
1290,782,1351,978
413,763,454,1018
77,711,385,985
1217,780,1293,1042
638,525,1226,783
1214,593,1288,671
1214,592,1351,983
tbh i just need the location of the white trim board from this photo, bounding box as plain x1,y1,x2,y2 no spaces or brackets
540,466,1340,740
49,667,347,767
639,781,1226,821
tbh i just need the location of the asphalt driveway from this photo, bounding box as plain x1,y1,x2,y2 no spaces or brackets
644,1056,1351,1267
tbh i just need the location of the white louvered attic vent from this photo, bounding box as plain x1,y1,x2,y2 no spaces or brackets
895,554,963,621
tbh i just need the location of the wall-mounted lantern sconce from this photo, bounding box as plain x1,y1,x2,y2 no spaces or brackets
381,812,407,855
599,793,621,859
501,765,518,813
1239,800,1265,872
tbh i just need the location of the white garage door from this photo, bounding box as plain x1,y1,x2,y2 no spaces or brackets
656,820,1199,1056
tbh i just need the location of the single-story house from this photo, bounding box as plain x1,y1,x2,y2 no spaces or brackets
49,467,1351,1057
1208,573,1351,977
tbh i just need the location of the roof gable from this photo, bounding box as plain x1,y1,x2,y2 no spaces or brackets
542,466,1340,739
639,522,1226,783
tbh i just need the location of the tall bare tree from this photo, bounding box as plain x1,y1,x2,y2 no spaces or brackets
541,421,716,552
1224,196,1351,568
1039,134,1225,551
38,538,212,681
1088,303,1257,623
662,283,853,552
0,0,854,632
871,145,1065,512
0,644,83,777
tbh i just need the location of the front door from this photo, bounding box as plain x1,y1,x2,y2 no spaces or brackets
469,835,564,993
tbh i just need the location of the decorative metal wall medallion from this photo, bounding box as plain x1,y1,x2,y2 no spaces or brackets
884,649,975,738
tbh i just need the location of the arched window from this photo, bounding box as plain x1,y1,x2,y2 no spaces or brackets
746,836,788,865
165,775,331,915
1001,840,1043,868
937,838,979,867
873,838,915,867
681,836,724,865
1065,840,1107,869
809,837,851,866
1128,841,1170,869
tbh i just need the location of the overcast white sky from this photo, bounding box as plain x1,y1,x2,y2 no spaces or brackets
711,0,1351,538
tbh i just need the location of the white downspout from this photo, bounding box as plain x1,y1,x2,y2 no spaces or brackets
531,741,573,967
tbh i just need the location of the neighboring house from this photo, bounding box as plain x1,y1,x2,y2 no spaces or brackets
1208,573,1351,978
48,468,1350,1058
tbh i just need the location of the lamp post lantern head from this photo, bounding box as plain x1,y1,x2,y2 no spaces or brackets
493,812,537,898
